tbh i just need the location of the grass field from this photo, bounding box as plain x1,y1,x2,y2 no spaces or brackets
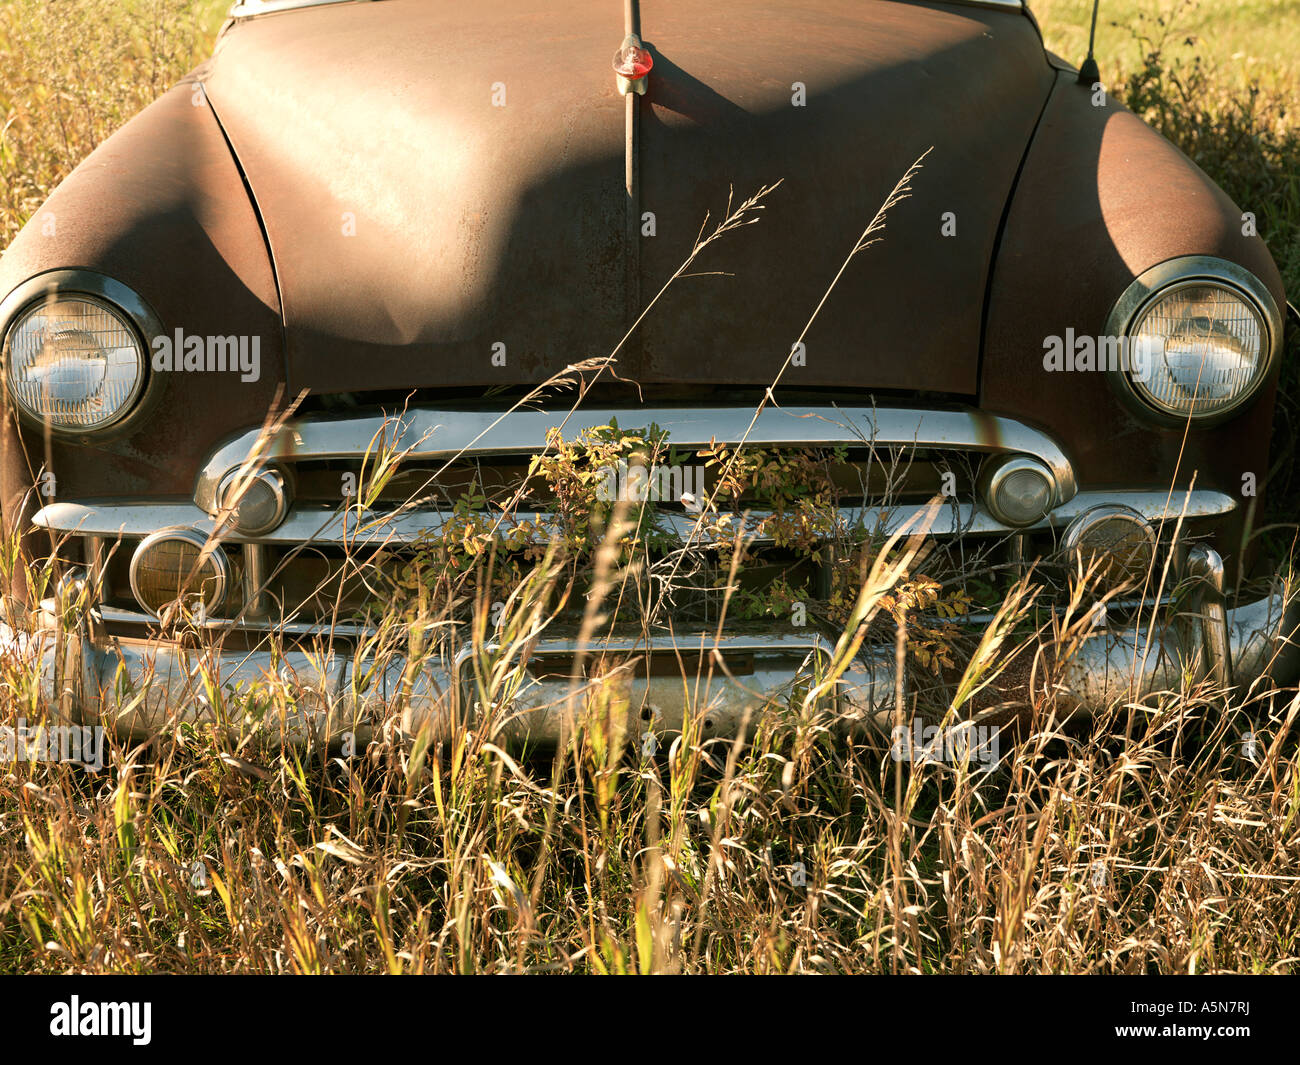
1,1,1300,975
1035,0,1300,90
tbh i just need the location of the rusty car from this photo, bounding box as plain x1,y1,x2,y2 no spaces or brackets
1,0,1296,748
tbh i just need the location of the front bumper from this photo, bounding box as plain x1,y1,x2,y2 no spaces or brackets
8,403,1297,748
5,578,1297,748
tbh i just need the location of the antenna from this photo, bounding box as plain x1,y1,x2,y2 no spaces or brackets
1077,0,1101,85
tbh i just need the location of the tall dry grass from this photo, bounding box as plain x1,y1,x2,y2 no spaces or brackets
0,0,1298,975
3,541,1298,973
0,0,226,248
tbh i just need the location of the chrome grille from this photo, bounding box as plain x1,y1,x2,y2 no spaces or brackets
27,405,1239,636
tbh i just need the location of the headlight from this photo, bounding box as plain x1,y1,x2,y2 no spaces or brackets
3,292,146,431
1129,284,1264,416
1108,257,1282,423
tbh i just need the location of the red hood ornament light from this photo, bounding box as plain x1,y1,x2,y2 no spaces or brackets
614,33,652,95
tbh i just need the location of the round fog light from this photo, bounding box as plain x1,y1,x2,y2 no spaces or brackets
218,467,288,535
129,528,229,617
980,456,1057,527
1061,505,1156,591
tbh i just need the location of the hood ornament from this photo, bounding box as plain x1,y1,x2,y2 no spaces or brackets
613,33,652,95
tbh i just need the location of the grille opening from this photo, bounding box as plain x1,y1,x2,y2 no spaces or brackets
52,502,1224,639
289,446,979,511
59,528,1024,623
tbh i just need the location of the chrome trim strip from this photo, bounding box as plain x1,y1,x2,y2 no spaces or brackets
96,604,374,638
486,630,837,657
35,488,1237,546
194,405,1078,514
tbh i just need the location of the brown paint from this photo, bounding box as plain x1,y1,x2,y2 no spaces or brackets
199,0,1054,395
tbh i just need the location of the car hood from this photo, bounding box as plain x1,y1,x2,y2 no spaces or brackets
203,0,1054,396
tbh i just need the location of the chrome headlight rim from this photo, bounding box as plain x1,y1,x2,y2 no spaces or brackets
1105,256,1283,427
128,526,230,619
1059,503,1157,591
0,269,162,437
